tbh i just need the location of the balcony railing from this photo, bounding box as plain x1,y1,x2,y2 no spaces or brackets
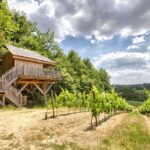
2,66,62,84
19,66,62,80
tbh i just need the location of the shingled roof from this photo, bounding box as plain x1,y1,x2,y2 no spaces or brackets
5,44,56,65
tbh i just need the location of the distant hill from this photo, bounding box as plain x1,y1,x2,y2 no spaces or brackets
114,83,150,90
114,83,150,102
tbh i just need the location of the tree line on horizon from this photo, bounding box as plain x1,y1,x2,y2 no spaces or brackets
115,84,150,102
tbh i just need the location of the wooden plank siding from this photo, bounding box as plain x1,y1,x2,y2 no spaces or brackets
1,53,14,74
15,59,43,73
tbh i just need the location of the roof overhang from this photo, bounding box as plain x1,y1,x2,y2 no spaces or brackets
5,44,57,66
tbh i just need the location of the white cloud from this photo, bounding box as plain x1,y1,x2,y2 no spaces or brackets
93,51,150,84
8,0,38,16
7,0,150,42
93,52,150,68
132,36,145,44
120,28,132,38
127,45,139,50
110,69,150,85
127,33,146,50
147,46,150,51
92,30,113,42
90,39,96,44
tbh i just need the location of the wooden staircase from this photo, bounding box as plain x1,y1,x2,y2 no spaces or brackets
0,67,27,108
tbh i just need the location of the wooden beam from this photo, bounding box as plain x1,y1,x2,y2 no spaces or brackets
31,86,37,94
44,83,53,94
17,83,29,96
18,81,54,84
2,95,5,107
6,76,18,87
44,93,47,106
0,101,3,107
43,83,48,89
33,83,44,95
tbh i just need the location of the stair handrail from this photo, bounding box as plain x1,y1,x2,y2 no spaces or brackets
5,90,21,107
1,67,23,105
4,84,23,108
2,67,19,83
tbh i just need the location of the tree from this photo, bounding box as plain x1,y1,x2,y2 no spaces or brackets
0,1,17,53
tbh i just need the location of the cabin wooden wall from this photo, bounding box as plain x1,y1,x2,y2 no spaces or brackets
1,53,14,74
14,59,43,72
0,53,52,76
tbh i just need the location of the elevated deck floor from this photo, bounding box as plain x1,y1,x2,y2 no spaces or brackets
18,75,62,83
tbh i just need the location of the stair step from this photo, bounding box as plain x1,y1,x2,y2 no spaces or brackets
0,67,27,108
0,91,5,95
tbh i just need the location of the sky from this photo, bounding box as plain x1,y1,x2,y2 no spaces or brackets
7,0,150,85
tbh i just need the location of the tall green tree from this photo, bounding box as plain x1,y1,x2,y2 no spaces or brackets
0,1,17,53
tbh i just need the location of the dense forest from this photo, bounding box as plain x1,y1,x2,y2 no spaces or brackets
115,84,150,102
0,1,112,106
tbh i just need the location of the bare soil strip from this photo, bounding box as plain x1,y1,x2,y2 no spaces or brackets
0,109,127,150
142,114,150,134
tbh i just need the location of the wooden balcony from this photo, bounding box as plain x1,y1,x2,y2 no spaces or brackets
18,67,62,82
3,66,62,84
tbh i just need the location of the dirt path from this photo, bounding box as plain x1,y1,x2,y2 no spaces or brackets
142,115,150,134
0,109,127,150
98,111,150,150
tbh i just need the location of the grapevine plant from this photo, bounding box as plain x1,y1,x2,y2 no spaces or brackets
139,92,150,115
52,85,132,127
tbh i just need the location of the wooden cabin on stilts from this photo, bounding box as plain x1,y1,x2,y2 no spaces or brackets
0,44,62,108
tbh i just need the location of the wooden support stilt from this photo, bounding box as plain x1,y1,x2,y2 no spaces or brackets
45,83,53,95
2,95,5,107
33,83,47,105
44,93,47,106
44,83,53,106
17,83,29,96
33,83,44,95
